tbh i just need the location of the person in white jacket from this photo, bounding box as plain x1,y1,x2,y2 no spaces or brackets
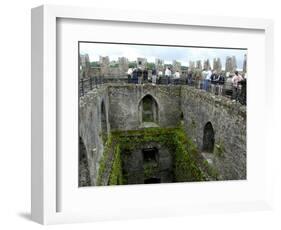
165,67,172,84
173,71,180,84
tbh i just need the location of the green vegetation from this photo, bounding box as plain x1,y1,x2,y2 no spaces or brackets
172,128,205,181
128,61,137,68
112,126,207,182
97,126,219,185
108,144,123,185
143,162,158,178
213,140,225,158
202,160,220,179
90,61,100,68
96,135,113,186
102,132,108,145
109,63,119,68
147,62,156,70
112,127,175,152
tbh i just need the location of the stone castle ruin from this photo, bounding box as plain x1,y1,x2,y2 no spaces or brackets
79,84,246,186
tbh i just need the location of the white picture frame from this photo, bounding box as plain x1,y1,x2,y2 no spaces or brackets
31,4,274,225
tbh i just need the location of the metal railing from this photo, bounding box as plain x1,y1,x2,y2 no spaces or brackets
79,75,246,105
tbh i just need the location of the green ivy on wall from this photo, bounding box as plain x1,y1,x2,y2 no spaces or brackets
97,126,219,185
108,144,123,185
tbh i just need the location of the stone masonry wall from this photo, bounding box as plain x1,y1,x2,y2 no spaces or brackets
107,84,182,130
181,86,246,180
79,85,110,185
79,84,246,184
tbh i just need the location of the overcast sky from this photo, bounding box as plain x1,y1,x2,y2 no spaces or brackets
80,42,247,69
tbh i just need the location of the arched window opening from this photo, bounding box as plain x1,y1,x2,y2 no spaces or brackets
202,122,215,153
139,95,159,124
180,111,184,121
101,101,107,134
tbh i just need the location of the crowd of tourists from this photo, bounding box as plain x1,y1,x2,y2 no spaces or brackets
127,67,181,86
127,66,247,105
197,68,246,104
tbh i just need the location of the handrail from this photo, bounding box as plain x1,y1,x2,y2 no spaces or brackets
79,76,246,105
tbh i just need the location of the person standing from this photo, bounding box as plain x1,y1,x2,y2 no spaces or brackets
127,67,133,83
132,68,138,84
217,72,225,95
210,70,219,94
232,71,243,101
187,69,193,86
152,68,157,85
205,68,212,91
137,68,143,85
173,71,180,85
238,78,247,105
165,67,172,85
201,68,208,90
158,70,163,84
143,68,148,84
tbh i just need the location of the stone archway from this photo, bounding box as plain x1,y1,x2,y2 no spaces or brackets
138,94,159,124
202,122,215,153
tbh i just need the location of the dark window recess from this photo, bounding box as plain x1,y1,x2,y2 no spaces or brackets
142,148,158,163
101,101,107,140
202,122,215,153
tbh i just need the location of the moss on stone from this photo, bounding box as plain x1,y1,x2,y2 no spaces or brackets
97,126,217,185
96,135,113,186
202,160,220,179
113,126,205,183
171,128,205,181
108,144,123,185
143,162,158,178
213,140,225,158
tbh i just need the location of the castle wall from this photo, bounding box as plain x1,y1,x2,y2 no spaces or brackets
107,84,182,130
181,86,246,180
79,84,246,183
79,85,110,185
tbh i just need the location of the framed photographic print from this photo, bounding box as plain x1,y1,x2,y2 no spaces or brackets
31,5,274,225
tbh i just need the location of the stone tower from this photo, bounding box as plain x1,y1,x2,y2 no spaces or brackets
189,61,195,71
225,56,237,73
80,54,90,79
213,58,222,72
99,56,110,76
118,57,129,74
196,60,202,70
173,60,181,73
155,58,164,72
203,59,211,70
